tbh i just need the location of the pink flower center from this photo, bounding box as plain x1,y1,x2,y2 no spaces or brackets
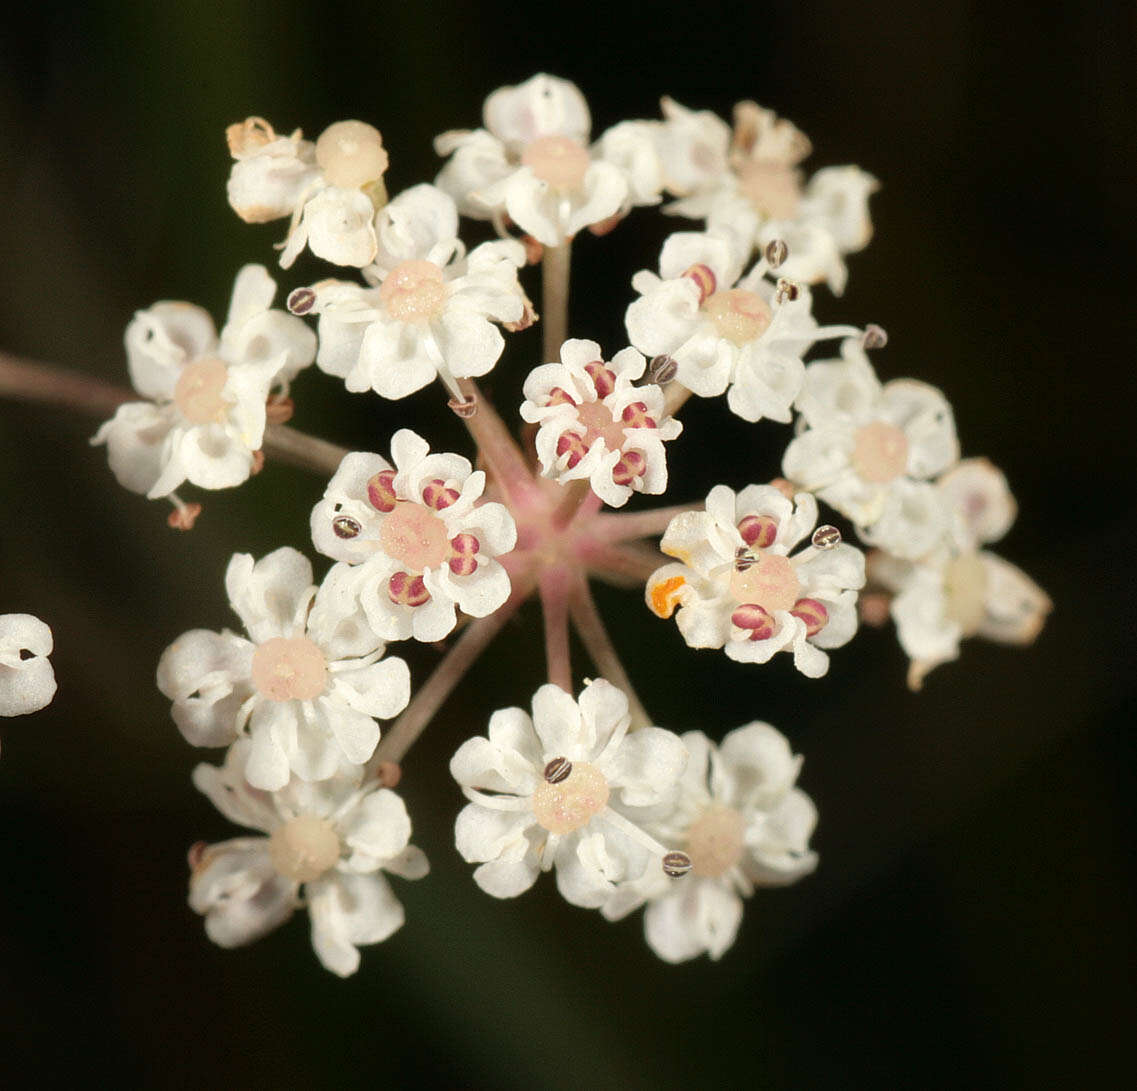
315,120,389,189
531,761,610,835
379,260,448,323
251,636,328,702
729,551,801,613
736,161,802,219
703,289,773,346
851,421,909,484
268,814,340,882
521,136,590,189
686,805,745,878
944,553,988,635
173,357,230,425
379,503,451,573
576,401,630,452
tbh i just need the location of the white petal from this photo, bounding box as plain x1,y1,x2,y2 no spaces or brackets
339,788,412,864
189,839,296,948
308,871,405,977
302,188,379,267
644,880,744,962
225,548,314,643
156,629,253,747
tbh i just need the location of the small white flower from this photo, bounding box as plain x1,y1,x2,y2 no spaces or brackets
450,679,689,908
92,265,315,499
434,73,657,246
189,740,428,977
646,484,866,677
625,231,856,422
603,723,817,963
520,339,682,507
783,338,959,559
226,116,391,269
870,460,1049,689
656,99,877,295
157,548,410,790
309,430,517,643
0,614,56,717
306,184,529,400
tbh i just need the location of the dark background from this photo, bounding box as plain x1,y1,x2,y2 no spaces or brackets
1,2,1134,1087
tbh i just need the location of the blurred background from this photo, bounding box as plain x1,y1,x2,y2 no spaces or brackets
1,2,1134,1087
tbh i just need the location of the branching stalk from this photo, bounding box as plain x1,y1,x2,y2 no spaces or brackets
372,576,534,764
568,573,651,729
541,243,571,364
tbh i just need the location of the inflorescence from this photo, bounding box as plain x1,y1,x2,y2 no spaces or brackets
2,74,1050,973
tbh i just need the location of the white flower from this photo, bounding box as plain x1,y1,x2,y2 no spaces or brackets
226,117,391,269
870,459,1049,689
0,614,56,717
450,679,689,908
625,231,856,422
309,430,517,643
656,99,877,294
520,339,682,507
646,484,866,677
305,184,528,400
434,73,657,246
92,265,315,499
603,723,817,962
783,338,959,560
189,740,428,977
651,96,733,200
157,548,410,790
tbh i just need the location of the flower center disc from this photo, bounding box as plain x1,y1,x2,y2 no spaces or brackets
851,421,909,484
315,120,389,189
521,136,591,189
736,161,801,219
268,814,340,882
173,357,230,425
703,289,773,346
944,552,989,636
729,552,800,613
686,805,746,878
379,260,448,322
576,401,628,452
251,636,328,702
379,503,451,572
531,761,610,835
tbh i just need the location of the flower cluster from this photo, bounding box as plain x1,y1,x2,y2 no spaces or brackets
75,73,1052,970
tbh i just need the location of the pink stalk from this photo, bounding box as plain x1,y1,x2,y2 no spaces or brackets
0,350,351,478
373,573,536,764
567,573,651,729
541,242,571,364
538,568,573,692
589,503,700,544
455,378,544,509
578,540,664,588
0,350,131,416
